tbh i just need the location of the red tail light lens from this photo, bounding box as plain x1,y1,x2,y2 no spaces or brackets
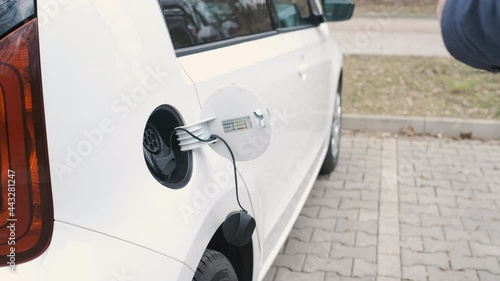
0,20,53,267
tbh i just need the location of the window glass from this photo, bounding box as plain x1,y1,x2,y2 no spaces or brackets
159,0,274,49
273,0,312,28
0,0,34,39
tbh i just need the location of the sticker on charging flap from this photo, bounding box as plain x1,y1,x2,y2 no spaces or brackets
222,116,253,133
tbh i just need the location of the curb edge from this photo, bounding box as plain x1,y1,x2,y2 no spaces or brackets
343,114,500,139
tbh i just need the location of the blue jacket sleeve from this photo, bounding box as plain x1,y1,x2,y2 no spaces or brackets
441,0,500,72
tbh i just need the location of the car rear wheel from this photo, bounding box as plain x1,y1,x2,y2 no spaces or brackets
193,250,238,281
320,88,342,175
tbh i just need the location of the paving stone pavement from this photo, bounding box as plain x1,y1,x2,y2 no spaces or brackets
264,132,500,281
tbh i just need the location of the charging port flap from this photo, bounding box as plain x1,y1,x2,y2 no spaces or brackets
176,85,272,162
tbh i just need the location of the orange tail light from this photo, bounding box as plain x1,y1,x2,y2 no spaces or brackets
0,19,53,267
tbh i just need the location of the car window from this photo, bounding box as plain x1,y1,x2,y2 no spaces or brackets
159,0,274,49
273,0,312,28
0,0,34,39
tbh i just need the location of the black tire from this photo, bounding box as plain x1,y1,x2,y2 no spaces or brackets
193,250,238,281
319,131,340,174
320,81,342,175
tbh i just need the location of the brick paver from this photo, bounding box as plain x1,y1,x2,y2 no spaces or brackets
264,132,500,281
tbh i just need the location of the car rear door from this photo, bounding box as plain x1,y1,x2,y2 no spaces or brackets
160,0,334,272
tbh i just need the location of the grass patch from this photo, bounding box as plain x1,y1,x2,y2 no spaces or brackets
343,55,500,120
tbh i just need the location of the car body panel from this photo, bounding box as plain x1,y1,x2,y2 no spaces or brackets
1,0,343,279
0,222,193,280
178,22,343,272
36,0,254,274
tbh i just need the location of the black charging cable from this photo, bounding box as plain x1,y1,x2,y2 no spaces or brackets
169,128,248,213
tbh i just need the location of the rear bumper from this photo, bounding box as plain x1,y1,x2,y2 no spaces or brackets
0,221,194,280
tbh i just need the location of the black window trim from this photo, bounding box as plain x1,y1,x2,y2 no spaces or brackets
275,24,315,33
173,0,321,57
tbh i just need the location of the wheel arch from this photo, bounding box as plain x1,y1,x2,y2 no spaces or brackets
205,224,254,281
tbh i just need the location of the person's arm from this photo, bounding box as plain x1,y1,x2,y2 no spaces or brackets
440,0,500,72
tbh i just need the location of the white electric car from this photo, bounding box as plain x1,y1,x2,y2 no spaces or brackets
0,0,353,280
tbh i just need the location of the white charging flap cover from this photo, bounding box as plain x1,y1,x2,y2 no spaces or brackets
200,85,272,161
